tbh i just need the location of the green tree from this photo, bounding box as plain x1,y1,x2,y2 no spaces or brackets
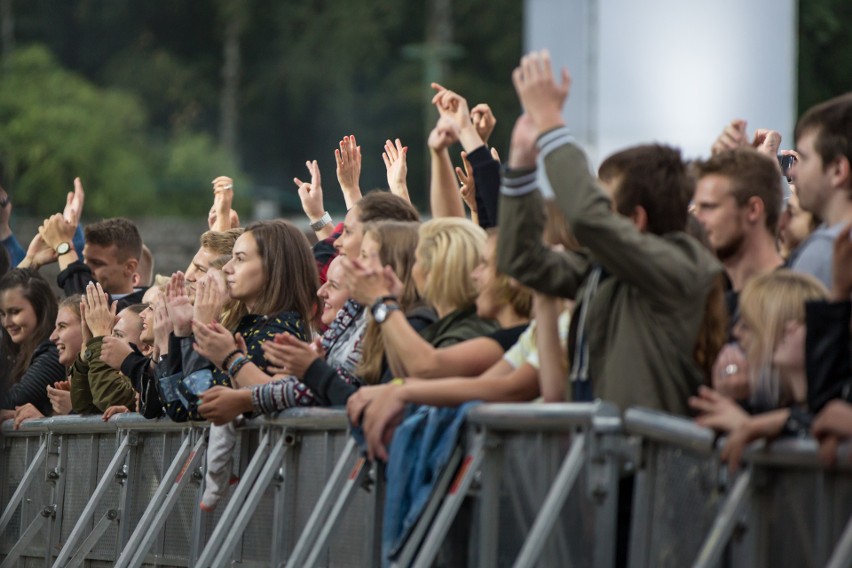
0,45,156,216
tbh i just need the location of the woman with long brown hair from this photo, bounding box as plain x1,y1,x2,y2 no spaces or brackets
0,268,65,420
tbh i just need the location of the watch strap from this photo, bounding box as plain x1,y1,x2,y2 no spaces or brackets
310,211,333,232
370,295,399,317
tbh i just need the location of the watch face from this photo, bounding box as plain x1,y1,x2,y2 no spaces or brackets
375,303,389,323
56,242,71,255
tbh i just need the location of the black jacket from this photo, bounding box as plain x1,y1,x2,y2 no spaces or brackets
0,339,66,415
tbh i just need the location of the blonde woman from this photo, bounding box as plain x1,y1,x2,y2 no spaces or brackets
690,270,828,470
345,217,498,379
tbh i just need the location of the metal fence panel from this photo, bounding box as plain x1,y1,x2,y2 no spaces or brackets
3,404,851,568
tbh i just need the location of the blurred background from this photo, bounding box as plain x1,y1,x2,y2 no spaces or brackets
0,0,850,233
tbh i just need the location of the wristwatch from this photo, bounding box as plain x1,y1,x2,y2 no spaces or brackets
310,211,333,232
56,242,72,256
371,295,400,324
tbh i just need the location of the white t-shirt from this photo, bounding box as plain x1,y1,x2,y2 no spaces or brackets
503,311,571,370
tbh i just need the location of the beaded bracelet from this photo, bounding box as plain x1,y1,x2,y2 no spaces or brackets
229,356,250,379
221,348,244,370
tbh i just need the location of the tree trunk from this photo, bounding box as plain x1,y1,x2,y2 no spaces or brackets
1,0,14,61
219,3,244,164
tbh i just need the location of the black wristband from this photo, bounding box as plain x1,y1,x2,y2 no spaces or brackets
221,348,243,370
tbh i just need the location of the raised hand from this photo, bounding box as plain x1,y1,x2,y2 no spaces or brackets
208,205,240,230
335,134,362,209
294,160,326,223
470,103,497,145
165,272,194,336
431,84,472,130
39,213,77,250
63,177,86,225
711,119,748,155
427,116,461,152
193,271,228,325
455,150,477,214
751,129,782,158
20,233,57,269
382,139,410,202
209,176,235,231
512,50,571,134
84,282,117,337
508,113,540,170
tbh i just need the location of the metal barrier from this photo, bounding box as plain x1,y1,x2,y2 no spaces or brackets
293,401,628,568
3,404,852,568
443,401,627,568
625,407,852,568
0,409,376,568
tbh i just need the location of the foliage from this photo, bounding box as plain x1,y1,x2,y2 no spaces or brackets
798,0,852,114
6,1,846,220
0,45,155,216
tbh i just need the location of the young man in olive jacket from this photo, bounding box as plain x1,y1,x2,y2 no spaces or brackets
497,51,724,416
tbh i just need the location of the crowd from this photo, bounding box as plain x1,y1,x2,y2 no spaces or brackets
2,50,852,537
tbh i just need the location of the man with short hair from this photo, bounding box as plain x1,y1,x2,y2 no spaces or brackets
497,52,723,415
40,215,147,309
788,92,852,288
692,149,786,310
184,228,244,295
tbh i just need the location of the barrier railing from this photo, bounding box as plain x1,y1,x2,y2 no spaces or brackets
0,409,375,568
2,404,851,568
624,407,852,568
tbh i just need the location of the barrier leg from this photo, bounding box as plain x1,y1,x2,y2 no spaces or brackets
303,455,371,567
364,462,385,568
195,428,274,567
826,513,852,568
0,508,50,568
285,436,360,568
476,434,504,568
52,433,133,567
692,468,753,568
512,435,586,568
402,433,485,568
122,431,206,568
0,439,47,535
65,509,120,568
210,430,290,568
113,429,195,568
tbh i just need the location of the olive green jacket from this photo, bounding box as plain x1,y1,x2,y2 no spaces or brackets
497,127,722,415
71,337,137,413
